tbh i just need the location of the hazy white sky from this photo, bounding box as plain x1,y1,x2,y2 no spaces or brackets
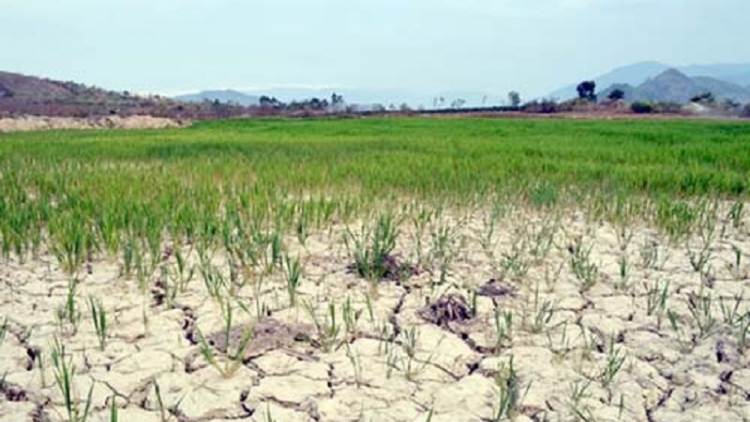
2,0,749,97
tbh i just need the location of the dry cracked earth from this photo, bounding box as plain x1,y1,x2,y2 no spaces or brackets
1,206,749,422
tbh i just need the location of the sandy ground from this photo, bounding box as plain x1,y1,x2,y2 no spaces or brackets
1,206,749,422
0,116,187,132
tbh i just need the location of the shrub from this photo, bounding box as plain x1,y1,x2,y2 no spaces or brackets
631,102,653,114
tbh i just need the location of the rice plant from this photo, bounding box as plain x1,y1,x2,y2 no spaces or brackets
569,238,599,292
283,254,302,307
345,212,400,281
303,300,341,353
88,297,108,351
644,280,670,329
196,300,254,378
51,338,94,422
600,338,626,388
494,309,514,350
56,279,82,336
494,355,531,421
686,288,717,339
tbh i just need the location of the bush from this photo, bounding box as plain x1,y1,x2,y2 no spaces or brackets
521,99,559,114
631,102,653,114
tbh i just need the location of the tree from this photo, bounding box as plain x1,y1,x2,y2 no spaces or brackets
508,91,521,108
576,81,597,102
690,92,715,104
331,93,345,108
608,89,625,101
741,104,750,118
450,98,466,109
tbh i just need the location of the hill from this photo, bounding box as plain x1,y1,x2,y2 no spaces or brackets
551,62,750,101
175,89,260,106
0,71,250,119
599,69,750,103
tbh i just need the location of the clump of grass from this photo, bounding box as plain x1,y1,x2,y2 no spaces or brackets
345,213,402,282
88,297,108,351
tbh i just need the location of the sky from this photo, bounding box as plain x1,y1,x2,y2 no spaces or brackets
2,0,749,100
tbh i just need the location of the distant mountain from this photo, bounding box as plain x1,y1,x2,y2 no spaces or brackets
551,61,750,101
175,89,260,106
598,69,750,103
550,61,670,100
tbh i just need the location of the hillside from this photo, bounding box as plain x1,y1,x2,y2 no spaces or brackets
0,71,250,119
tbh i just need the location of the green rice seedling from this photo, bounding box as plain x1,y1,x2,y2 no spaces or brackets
529,219,558,264
494,309,514,350
410,206,434,270
0,318,7,345
303,300,341,352
654,199,697,244
600,337,626,389
569,238,599,292
430,221,460,286
686,288,716,339
494,355,531,421
56,279,82,336
283,254,302,307
567,380,593,421
263,404,278,422
196,303,254,379
523,284,555,334
345,212,400,283
109,395,118,422
480,204,503,263
546,322,572,360
500,231,531,280
200,262,228,303
122,238,136,279
644,280,670,330
51,338,94,422
727,201,744,230
719,292,744,327
527,182,558,209
666,309,693,353
344,342,364,388
341,297,363,336
88,297,108,351
687,200,719,273
738,314,749,354
616,255,630,291
639,238,665,270
399,326,436,382
152,379,185,422
364,293,375,325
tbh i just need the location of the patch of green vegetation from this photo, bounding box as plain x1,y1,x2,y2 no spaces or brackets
0,117,748,264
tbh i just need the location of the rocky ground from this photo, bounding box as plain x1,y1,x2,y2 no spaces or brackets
1,206,749,422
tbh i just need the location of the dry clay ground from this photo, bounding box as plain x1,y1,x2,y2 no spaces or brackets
1,205,749,422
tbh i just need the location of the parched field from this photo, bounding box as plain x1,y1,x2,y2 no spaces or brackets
1,117,750,422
